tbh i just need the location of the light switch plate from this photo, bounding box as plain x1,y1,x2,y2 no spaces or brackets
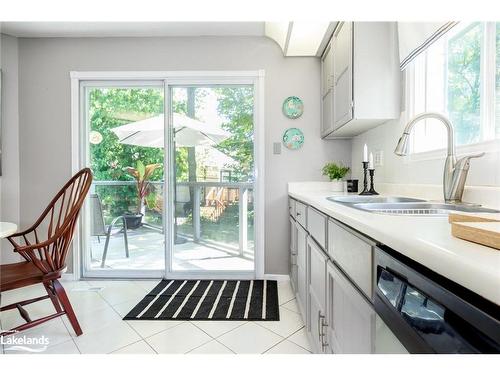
374,150,384,166
273,142,281,155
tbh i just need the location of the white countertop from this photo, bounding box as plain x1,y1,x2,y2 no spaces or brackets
0,222,17,239
288,182,500,306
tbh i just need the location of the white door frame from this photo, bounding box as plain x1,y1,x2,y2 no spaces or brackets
70,70,265,280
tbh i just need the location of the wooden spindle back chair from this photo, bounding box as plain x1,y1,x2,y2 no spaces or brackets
1,168,93,337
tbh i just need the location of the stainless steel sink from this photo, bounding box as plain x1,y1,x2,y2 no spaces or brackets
327,196,426,204
327,196,500,216
353,202,500,216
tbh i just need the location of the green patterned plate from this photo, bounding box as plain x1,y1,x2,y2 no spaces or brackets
283,128,305,150
282,96,304,119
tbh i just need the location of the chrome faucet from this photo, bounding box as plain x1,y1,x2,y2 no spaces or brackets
394,112,484,204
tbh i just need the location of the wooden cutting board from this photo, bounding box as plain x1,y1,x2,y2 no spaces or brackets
448,212,500,223
451,221,500,250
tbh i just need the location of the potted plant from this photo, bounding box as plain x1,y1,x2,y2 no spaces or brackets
124,160,162,229
322,162,350,192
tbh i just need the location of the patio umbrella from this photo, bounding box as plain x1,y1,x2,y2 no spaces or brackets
111,113,229,148
111,112,231,244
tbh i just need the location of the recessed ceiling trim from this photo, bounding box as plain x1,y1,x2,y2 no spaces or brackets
265,21,336,57
0,22,265,38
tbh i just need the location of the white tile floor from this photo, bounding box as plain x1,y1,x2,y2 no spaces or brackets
0,279,311,354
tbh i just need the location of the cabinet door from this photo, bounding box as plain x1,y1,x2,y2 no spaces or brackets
296,222,307,270
321,90,334,137
332,22,353,130
321,41,335,137
327,261,375,354
307,238,328,353
321,42,333,98
309,287,328,353
308,238,327,306
297,262,308,323
289,216,297,256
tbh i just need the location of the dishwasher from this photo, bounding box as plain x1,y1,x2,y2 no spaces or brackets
374,246,500,353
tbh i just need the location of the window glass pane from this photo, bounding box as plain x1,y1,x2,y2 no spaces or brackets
447,22,483,145
410,23,489,153
411,39,448,153
496,23,500,137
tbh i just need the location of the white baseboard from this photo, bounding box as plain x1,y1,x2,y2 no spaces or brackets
61,272,289,282
264,274,290,281
61,273,76,281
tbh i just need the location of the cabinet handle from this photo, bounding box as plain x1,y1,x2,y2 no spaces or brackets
321,317,329,349
317,311,321,339
296,212,301,216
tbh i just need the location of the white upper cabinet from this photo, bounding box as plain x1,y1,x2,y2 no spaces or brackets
321,22,401,138
332,21,353,130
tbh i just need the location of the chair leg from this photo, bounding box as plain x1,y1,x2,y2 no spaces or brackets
101,231,111,268
53,279,83,336
122,217,129,258
43,280,63,313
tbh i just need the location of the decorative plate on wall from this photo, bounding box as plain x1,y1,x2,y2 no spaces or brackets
283,128,305,150
282,96,304,119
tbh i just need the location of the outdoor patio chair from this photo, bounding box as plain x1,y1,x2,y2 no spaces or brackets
1,168,93,337
90,193,129,268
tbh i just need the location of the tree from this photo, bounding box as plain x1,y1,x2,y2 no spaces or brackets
447,23,482,145
214,87,255,181
89,88,165,218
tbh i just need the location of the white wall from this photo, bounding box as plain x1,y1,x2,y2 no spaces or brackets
16,36,351,274
351,117,500,194
0,33,21,265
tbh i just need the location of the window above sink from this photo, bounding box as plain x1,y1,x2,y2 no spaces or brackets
406,22,500,154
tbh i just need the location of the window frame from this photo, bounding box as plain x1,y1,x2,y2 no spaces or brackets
405,21,499,161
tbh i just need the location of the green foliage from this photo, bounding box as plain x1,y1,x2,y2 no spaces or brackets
214,87,255,181
124,161,162,213
447,23,482,145
89,88,165,217
88,86,255,221
322,162,350,181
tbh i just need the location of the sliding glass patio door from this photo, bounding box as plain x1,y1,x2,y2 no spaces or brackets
166,84,255,278
82,82,166,277
79,76,259,279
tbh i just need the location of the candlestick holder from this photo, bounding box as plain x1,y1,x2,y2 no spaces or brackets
359,162,371,195
368,169,379,195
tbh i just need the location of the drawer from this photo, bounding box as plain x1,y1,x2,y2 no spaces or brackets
307,206,327,250
296,224,307,270
327,219,374,298
288,197,296,217
295,201,307,228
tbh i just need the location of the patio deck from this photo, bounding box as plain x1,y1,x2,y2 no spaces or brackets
90,226,254,272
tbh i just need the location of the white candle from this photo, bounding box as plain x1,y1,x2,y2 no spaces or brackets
369,152,374,169
363,144,368,162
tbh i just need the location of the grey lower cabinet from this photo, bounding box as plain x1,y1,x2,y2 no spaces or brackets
307,236,328,353
289,216,298,293
296,221,308,321
288,196,407,354
326,260,373,353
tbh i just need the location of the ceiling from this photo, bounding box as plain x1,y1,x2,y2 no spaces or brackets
0,22,265,38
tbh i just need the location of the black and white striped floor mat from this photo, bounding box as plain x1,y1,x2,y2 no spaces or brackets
123,279,280,321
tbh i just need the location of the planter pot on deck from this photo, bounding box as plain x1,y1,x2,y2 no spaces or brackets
124,213,143,230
